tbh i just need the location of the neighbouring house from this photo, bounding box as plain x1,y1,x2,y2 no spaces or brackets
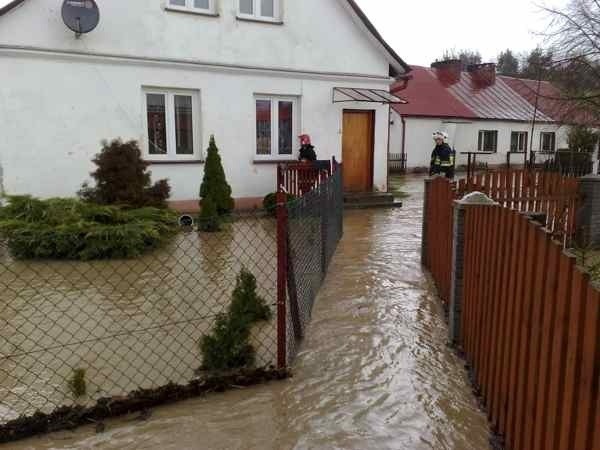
0,0,409,209
389,60,594,172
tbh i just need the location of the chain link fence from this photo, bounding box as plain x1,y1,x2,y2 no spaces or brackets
284,168,344,363
0,166,344,442
0,211,280,437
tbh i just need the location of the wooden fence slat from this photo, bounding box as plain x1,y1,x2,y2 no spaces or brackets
474,206,493,388
481,205,501,405
522,226,551,450
489,207,514,430
513,221,541,450
572,287,600,450
532,241,563,450
543,253,576,450
505,216,530,447
498,211,522,433
486,206,507,426
558,268,589,450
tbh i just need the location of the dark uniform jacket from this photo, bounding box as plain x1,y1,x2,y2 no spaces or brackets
430,143,455,178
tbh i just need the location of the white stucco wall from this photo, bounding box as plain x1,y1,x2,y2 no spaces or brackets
390,113,570,169
0,0,396,200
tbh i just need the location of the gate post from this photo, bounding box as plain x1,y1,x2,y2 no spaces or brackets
276,191,288,369
449,192,497,346
577,175,600,248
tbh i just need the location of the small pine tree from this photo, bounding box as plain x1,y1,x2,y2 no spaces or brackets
229,269,272,323
200,136,234,215
199,268,272,373
198,196,221,233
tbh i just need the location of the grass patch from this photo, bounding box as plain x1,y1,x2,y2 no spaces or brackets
0,196,179,260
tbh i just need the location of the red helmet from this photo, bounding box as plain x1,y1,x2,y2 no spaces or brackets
299,134,311,146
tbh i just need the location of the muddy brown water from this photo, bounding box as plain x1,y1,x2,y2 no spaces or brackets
7,177,490,449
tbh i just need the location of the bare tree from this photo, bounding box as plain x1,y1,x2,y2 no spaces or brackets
539,0,600,122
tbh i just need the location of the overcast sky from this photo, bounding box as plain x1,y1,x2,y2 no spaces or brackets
354,0,568,66
0,0,567,66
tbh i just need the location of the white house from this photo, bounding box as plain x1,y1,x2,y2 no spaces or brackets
390,61,575,171
0,0,409,209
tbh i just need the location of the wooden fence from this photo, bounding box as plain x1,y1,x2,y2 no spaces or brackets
277,161,332,197
423,177,455,305
462,205,599,450
423,172,598,450
457,170,581,242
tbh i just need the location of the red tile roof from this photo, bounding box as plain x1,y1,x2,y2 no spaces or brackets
393,66,558,123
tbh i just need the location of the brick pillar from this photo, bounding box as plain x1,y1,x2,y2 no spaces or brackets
577,175,600,248
449,192,497,346
421,178,431,264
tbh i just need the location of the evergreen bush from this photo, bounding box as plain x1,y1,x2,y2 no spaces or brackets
0,196,178,260
79,139,171,208
262,192,296,216
200,269,272,372
200,136,234,216
198,196,221,233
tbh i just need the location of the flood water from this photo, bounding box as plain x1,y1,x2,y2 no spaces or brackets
8,177,490,450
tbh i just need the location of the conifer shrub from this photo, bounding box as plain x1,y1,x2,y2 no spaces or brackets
0,196,178,260
197,196,221,233
199,136,234,216
79,139,171,208
200,269,272,372
262,192,296,217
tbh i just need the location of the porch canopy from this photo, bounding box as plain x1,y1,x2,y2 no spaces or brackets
332,87,408,104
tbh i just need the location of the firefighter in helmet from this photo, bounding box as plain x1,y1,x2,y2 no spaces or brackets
430,131,455,179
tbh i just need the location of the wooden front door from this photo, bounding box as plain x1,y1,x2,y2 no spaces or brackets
342,110,374,192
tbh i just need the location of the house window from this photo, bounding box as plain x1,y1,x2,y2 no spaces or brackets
478,130,498,152
238,0,280,21
144,89,200,160
510,131,528,152
255,96,298,158
167,0,215,14
540,132,556,152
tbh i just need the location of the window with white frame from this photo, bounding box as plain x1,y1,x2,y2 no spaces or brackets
510,131,528,152
255,96,298,157
238,0,280,21
144,89,201,160
167,0,215,14
540,132,556,152
478,130,498,152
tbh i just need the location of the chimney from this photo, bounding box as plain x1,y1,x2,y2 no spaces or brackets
431,59,462,85
468,63,497,88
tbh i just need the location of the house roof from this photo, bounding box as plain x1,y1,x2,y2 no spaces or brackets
0,0,25,16
392,65,557,123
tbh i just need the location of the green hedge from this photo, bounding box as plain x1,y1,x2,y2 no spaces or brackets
0,196,178,260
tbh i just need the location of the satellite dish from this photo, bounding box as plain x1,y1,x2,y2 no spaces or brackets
61,0,100,36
